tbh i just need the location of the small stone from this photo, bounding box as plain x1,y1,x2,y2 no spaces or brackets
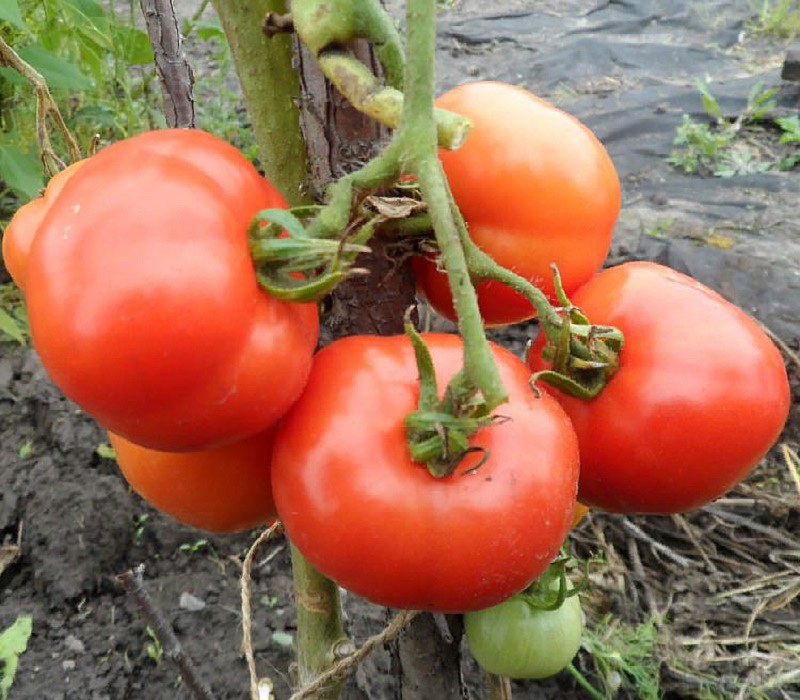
62,660,76,671
64,634,85,653
179,592,206,611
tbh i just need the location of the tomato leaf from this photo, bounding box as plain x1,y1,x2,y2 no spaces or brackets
0,0,24,28
0,144,43,201
0,615,33,700
0,307,26,345
17,44,93,90
112,25,154,65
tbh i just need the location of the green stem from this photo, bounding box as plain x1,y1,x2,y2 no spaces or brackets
316,50,470,150
212,0,307,205
291,546,349,700
567,663,606,700
397,0,507,411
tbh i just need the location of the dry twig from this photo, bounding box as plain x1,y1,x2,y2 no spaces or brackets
115,564,214,700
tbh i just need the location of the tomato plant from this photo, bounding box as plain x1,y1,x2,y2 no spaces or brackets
528,261,791,513
271,333,580,613
109,428,276,533
464,585,583,679
13,129,319,451
412,81,621,326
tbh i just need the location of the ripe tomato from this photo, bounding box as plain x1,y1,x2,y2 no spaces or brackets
528,262,791,514
19,129,318,451
413,81,621,326
271,333,579,612
464,587,583,679
109,428,276,533
2,160,85,289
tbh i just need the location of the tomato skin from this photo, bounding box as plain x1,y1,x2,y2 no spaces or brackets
271,333,579,613
413,81,621,326
464,591,583,679
2,160,85,289
22,129,318,451
109,428,276,533
528,261,791,514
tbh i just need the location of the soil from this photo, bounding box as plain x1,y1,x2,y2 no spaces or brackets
2,1,800,699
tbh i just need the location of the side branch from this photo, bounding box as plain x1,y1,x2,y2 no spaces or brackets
0,36,81,173
139,0,196,128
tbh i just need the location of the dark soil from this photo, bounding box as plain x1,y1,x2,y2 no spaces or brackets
2,1,800,699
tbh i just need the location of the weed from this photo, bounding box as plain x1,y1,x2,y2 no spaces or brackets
179,538,209,556
0,282,28,344
132,513,149,546
668,79,787,177
0,615,33,700
96,443,116,460
17,439,32,459
749,0,800,39
581,615,663,700
644,219,674,239
145,626,163,665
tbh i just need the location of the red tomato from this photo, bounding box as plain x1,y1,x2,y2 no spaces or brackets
413,81,621,326
271,333,579,612
528,262,791,514
21,129,318,451
109,429,276,533
2,160,86,289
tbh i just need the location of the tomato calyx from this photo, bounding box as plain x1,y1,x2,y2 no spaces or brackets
248,207,373,301
403,319,501,478
518,555,585,612
532,267,624,400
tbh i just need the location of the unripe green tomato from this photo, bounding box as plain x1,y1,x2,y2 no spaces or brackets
464,592,583,679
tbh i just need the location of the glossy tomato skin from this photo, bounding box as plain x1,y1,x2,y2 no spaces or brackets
22,129,318,451
464,590,583,679
528,261,791,514
109,428,276,533
271,333,579,613
2,160,85,289
414,81,621,326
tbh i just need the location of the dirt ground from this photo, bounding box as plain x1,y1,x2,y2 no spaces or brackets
1,1,799,699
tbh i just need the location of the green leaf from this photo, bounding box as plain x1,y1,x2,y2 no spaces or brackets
112,25,154,65
0,144,43,201
17,44,93,90
0,0,24,28
0,615,33,700
95,443,116,460
0,307,25,345
694,78,722,121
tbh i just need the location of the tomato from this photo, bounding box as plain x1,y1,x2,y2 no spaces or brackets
528,261,791,514
109,428,275,533
18,129,318,451
413,81,621,326
464,587,583,679
271,333,579,612
2,160,85,289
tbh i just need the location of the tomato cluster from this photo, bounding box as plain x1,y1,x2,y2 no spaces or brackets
2,80,791,681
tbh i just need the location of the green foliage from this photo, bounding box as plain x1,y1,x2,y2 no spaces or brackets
95,443,116,460
0,0,163,216
132,513,149,546
668,79,793,177
17,439,32,458
179,538,209,556
0,282,28,344
581,615,663,700
144,626,163,664
749,0,800,38
0,615,33,700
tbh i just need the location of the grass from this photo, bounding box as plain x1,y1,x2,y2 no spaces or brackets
749,0,800,38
